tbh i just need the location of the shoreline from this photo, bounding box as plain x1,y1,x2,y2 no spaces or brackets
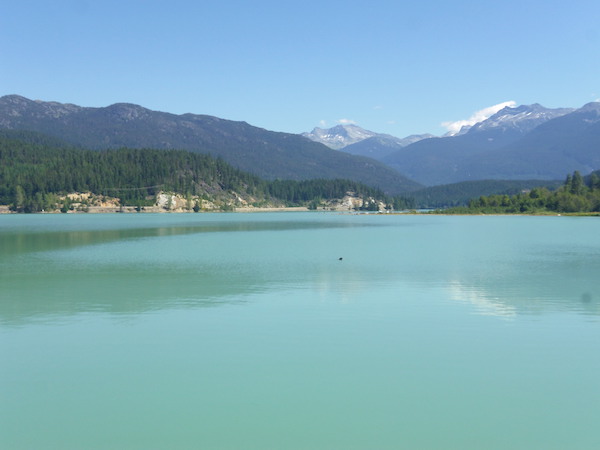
0,190,370,214
0,205,313,214
2,204,597,216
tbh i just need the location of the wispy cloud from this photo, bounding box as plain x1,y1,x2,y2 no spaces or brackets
442,101,516,135
319,119,327,127
337,118,356,125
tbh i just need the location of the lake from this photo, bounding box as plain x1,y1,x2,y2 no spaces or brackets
1,212,599,449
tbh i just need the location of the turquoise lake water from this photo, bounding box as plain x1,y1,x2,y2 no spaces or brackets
1,212,599,449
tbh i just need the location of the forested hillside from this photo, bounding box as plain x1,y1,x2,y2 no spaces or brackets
442,171,600,214
0,132,411,212
0,95,422,194
409,179,562,208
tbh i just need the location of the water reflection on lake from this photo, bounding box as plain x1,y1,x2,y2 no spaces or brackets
2,213,598,322
1,213,599,449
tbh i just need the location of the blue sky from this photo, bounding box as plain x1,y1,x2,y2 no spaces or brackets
2,0,599,137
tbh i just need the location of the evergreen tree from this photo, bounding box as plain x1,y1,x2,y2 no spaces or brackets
0,135,411,212
12,185,26,212
570,171,585,195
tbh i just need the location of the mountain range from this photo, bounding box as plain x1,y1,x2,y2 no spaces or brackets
2,94,600,191
0,95,421,194
301,124,380,149
303,124,434,159
384,103,600,185
305,103,600,186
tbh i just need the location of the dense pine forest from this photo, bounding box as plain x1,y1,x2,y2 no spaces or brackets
0,132,411,212
442,170,600,214
407,179,563,209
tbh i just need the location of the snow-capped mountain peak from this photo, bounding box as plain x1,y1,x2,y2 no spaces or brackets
302,124,378,149
466,104,574,134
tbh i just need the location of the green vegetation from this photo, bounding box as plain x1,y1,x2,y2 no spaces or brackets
0,134,413,212
441,171,600,214
408,179,562,209
0,98,423,194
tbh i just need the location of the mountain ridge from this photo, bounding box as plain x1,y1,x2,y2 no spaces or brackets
301,124,379,149
4,95,599,189
302,123,433,157
382,103,596,185
0,95,422,194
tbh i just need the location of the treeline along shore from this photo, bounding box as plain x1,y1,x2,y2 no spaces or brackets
439,170,600,215
3,130,599,215
0,132,412,213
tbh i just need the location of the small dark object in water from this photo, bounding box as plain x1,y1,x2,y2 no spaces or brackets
339,257,343,261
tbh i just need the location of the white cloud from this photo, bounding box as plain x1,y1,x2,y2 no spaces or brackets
337,118,357,125
319,120,327,128
442,100,516,135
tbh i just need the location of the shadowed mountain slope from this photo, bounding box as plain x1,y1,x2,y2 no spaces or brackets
383,104,579,185
0,95,422,194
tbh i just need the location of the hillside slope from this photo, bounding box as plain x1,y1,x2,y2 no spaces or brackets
0,95,422,194
382,104,578,185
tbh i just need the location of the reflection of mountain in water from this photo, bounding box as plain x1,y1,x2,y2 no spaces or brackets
2,215,599,324
0,217,378,325
0,264,255,325
448,281,600,318
444,249,600,317
0,219,368,258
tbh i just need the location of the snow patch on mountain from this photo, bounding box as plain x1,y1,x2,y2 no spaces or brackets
302,124,433,150
442,101,517,136
302,124,379,149
467,104,574,134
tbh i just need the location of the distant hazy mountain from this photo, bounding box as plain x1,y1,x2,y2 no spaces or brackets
463,102,600,180
464,103,574,135
302,124,433,160
6,95,595,191
444,103,573,137
383,104,580,185
341,133,435,160
302,124,379,149
0,95,422,194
